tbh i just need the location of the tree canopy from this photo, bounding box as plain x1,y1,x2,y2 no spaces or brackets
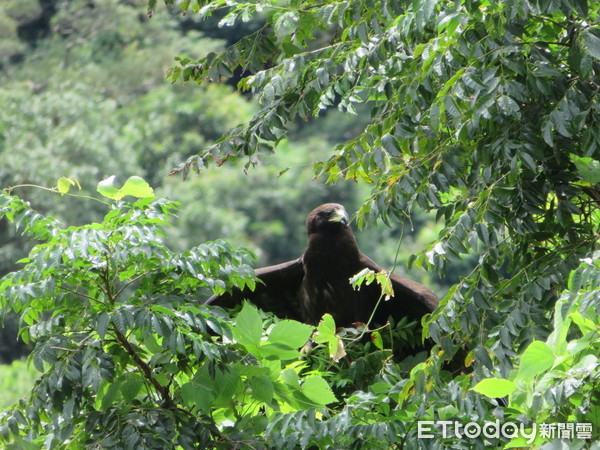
165,0,600,376
0,0,598,448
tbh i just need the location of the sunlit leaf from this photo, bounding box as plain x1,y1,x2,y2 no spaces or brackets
371,331,383,350
234,302,263,346
120,176,155,199
301,376,337,406
251,375,274,404
471,378,516,398
121,374,143,402
97,176,122,200
517,340,554,380
269,320,314,348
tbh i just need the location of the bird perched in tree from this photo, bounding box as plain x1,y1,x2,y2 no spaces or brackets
205,203,438,328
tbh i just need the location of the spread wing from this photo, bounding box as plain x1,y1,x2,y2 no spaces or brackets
358,253,439,325
205,258,305,321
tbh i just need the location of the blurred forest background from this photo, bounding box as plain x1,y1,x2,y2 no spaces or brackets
0,0,468,395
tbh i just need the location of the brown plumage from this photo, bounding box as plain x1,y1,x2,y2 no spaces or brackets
205,203,438,328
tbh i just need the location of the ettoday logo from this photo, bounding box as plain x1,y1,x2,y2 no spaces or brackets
417,420,593,443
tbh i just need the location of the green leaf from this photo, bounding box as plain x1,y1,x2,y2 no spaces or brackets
582,30,600,60
301,376,337,406
517,340,554,380
143,332,163,354
151,304,176,317
97,312,109,339
375,271,394,300
9,437,41,450
97,176,122,200
268,320,314,348
181,382,214,411
570,154,600,184
121,374,143,402
251,375,274,404
101,380,122,410
120,176,155,198
542,120,554,146
496,95,520,116
504,431,546,448
312,314,346,361
381,133,400,155
259,343,301,360
371,331,383,350
280,368,300,388
234,302,263,346
214,366,241,399
313,314,336,344
57,177,79,195
471,378,516,398
438,404,459,420
571,354,598,373
97,176,154,200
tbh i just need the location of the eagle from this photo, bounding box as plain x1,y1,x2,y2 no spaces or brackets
205,203,438,330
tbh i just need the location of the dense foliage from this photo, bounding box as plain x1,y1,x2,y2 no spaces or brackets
2,0,417,364
0,0,258,363
0,179,598,448
0,0,253,274
0,181,430,448
161,0,598,446
0,0,598,447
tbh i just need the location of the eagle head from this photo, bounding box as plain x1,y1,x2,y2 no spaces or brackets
306,203,350,235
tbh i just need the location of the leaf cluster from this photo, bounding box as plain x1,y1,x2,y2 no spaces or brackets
1,179,599,447
155,1,600,387
145,0,600,446
472,252,600,447
0,188,261,447
1,184,391,448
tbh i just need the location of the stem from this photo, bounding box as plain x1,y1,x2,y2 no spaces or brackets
112,270,153,302
113,328,173,406
57,284,102,304
5,184,110,205
529,14,570,31
102,252,115,305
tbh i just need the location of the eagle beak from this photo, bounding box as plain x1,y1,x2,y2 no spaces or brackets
329,208,350,226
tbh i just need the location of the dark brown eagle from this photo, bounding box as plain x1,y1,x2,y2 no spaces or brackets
205,203,438,328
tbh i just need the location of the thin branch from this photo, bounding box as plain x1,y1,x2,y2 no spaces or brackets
102,251,115,305
56,284,101,304
5,184,110,205
113,327,173,406
530,14,570,31
113,270,154,301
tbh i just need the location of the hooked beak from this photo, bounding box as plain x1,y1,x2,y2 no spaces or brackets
328,207,350,226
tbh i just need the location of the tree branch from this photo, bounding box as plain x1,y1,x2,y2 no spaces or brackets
113,328,173,406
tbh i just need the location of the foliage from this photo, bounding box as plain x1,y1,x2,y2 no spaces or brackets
160,136,446,295
0,0,598,446
2,0,419,366
0,184,421,448
156,0,600,446
0,0,256,284
0,0,40,65
160,139,358,264
472,252,600,447
0,184,257,447
1,178,598,448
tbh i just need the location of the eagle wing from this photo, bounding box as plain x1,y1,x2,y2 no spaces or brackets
205,258,305,321
358,253,439,325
